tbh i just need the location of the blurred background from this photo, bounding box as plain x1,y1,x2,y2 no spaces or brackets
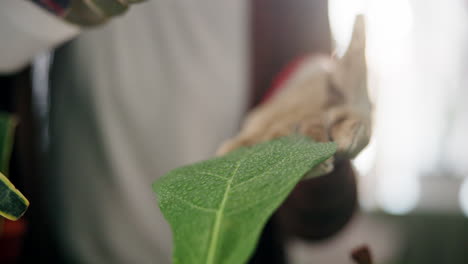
294,0,468,263
1,0,468,263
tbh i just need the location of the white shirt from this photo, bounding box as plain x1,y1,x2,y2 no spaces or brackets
1,1,248,263
0,0,79,73
49,1,248,263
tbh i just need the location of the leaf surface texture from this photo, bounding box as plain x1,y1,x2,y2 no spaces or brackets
153,135,336,264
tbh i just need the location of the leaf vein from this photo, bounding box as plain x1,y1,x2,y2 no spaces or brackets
226,182,296,216
231,139,304,189
198,171,229,181
168,194,217,213
205,148,256,264
231,156,289,190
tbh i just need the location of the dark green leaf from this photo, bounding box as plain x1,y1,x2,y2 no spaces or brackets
0,172,29,221
0,113,29,221
0,112,16,175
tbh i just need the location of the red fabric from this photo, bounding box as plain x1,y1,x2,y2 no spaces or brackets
0,219,27,263
261,56,308,103
34,0,68,16
43,0,67,15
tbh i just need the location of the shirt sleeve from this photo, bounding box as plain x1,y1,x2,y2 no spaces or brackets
0,0,80,73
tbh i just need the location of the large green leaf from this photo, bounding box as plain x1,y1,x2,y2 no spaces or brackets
0,113,29,221
153,135,336,264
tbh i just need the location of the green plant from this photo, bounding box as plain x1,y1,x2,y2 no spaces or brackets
153,135,336,264
0,113,29,221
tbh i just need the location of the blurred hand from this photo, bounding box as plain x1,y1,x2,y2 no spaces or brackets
65,0,146,26
217,15,371,179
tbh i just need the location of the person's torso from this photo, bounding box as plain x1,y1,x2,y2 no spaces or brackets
49,1,248,263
